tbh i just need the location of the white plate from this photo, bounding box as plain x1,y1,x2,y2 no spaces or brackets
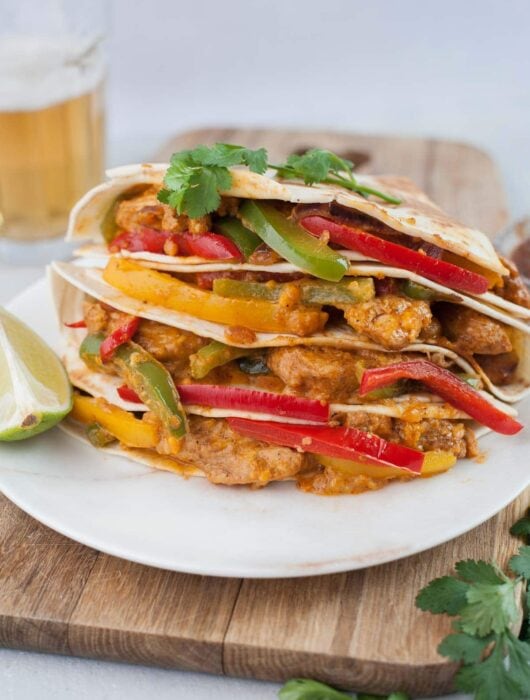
0,277,528,578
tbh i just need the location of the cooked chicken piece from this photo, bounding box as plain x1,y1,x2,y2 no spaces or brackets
394,418,470,458
420,316,443,342
176,416,310,485
476,351,519,386
493,256,530,309
135,320,206,377
267,346,363,402
115,186,211,235
346,413,478,459
436,304,512,355
344,295,432,350
83,301,133,335
298,467,390,495
345,412,394,440
115,187,187,233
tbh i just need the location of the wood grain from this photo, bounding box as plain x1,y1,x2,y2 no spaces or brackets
0,128,526,697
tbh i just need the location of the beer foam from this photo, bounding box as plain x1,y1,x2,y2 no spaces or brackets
0,35,105,112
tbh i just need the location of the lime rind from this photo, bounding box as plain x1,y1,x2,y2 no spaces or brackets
0,308,72,441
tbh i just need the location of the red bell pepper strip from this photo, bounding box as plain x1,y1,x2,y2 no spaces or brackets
100,317,140,363
177,232,243,261
176,385,329,422
300,216,489,295
227,418,424,473
64,320,87,328
359,360,523,436
117,385,143,403
109,228,175,254
110,228,243,261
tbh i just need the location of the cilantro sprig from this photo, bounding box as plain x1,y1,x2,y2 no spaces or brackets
158,144,267,218
271,149,401,205
416,531,530,699
277,510,530,700
278,679,408,700
158,143,400,217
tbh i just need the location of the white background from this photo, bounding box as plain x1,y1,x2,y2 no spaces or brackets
2,0,530,697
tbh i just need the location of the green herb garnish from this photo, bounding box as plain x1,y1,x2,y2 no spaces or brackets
278,511,530,700
271,149,401,205
158,144,268,218
277,679,409,699
416,547,530,699
158,143,401,217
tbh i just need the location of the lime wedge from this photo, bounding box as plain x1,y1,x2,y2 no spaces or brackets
0,307,72,441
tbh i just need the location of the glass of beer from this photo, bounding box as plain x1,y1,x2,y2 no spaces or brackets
0,1,107,261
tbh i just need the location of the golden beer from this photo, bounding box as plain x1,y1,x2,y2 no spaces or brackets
0,37,106,240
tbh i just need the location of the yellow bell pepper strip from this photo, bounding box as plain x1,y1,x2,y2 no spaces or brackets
212,277,375,306
103,258,328,337
359,360,523,435
215,217,261,259
71,394,159,449
227,418,424,473
239,201,348,282
317,450,456,479
422,450,458,476
79,332,187,441
189,340,252,379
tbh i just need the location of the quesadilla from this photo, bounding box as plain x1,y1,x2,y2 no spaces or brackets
52,145,527,495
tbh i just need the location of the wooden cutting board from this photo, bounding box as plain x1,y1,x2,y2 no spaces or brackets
0,128,527,697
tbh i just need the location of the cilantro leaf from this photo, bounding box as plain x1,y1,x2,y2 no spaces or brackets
456,560,506,585
415,575,469,615
455,638,525,700
438,632,493,664
459,581,519,636
194,143,268,173
276,149,354,186
509,545,530,579
159,143,269,217
510,511,530,540
278,678,352,699
505,630,530,692
272,148,401,204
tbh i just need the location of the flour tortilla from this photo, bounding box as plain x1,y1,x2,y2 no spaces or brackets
67,163,530,322
71,250,530,328
50,261,530,403
66,163,508,276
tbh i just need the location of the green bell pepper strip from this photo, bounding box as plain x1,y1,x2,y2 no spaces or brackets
239,201,348,282
212,277,375,305
79,333,187,439
79,332,106,371
214,217,261,259
100,185,151,244
189,341,252,380
86,422,116,448
400,279,438,301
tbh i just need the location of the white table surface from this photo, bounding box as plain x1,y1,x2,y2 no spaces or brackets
3,0,530,696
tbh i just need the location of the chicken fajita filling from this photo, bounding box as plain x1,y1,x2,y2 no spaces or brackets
61,145,527,495
66,294,519,494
